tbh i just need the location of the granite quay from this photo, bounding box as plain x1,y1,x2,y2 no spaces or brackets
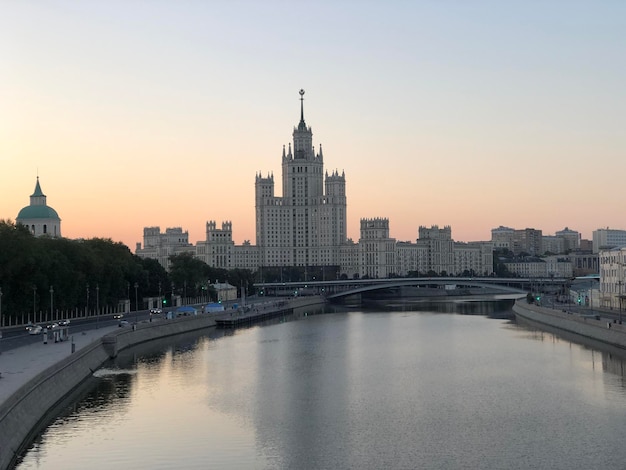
513,300,626,350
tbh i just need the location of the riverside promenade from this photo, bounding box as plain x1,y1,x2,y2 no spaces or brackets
0,325,118,410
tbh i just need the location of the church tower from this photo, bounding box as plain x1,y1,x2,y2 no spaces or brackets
16,177,62,238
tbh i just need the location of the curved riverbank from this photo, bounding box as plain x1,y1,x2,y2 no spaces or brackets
512,300,626,350
0,296,324,470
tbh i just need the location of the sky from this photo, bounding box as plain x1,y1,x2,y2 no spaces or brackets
2,1,625,250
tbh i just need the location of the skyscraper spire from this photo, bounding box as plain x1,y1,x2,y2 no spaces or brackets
298,89,306,130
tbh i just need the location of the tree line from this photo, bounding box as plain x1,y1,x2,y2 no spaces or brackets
0,220,256,321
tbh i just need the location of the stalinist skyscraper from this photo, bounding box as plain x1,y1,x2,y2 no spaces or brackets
255,90,347,270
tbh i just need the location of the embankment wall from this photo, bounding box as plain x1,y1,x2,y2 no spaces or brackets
0,338,110,469
513,301,626,350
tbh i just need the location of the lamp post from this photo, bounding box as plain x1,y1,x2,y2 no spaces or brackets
618,280,623,324
158,281,161,310
96,284,100,329
86,284,89,317
134,282,139,324
127,282,130,312
49,286,54,322
33,286,37,322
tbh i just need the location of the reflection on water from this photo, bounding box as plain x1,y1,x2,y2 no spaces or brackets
15,300,626,470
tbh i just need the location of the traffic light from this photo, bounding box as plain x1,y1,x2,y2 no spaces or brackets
163,299,167,305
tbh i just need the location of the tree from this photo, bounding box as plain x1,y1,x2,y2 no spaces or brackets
0,221,170,320
169,253,208,298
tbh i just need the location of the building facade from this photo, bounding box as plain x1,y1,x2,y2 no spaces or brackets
135,227,195,270
255,89,347,270
599,246,626,310
555,227,580,251
503,256,573,278
491,226,515,250
491,226,542,255
593,229,626,254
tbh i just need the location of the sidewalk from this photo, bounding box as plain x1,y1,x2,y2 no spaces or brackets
0,326,118,406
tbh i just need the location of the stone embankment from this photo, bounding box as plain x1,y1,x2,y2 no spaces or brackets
513,300,626,350
0,296,324,470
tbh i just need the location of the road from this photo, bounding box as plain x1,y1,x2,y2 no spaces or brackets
0,310,159,354
540,295,625,325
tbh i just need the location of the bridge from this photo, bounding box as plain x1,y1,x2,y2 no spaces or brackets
254,277,568,301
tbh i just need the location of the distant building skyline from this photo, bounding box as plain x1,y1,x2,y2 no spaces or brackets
133,92,604,278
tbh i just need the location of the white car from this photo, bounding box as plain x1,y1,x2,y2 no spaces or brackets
28,325,43,335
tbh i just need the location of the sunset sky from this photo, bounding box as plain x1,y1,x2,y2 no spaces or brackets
2,1,625,251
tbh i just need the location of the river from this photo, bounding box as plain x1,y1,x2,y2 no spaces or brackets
14,300,626,469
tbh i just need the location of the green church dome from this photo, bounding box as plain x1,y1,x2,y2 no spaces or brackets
17,205,60,220
15,177,62,232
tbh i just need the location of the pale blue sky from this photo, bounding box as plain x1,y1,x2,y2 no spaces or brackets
2,1,625,248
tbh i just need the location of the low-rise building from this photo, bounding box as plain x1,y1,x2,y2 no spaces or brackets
504,256,572,278
211,282,237,302
599,246,626,311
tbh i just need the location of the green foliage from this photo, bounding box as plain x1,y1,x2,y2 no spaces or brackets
0,220,167,319
169,252,210,297
168,253,257,298
493,248,514,277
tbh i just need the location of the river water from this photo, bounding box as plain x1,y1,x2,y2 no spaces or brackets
15,301,626,469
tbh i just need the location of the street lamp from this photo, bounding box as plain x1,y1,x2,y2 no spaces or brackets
49,285,54,322
96,284,100,329
158,281,161,310
86,284,89,317
33,285,37,322
618,280,623,324
134,282,138,312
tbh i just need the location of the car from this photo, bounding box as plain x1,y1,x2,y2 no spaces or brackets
46,323,59,330
113,313,124,319
58,319,70,326
28,325,43,335
118,319,130,327
150,308,162,315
